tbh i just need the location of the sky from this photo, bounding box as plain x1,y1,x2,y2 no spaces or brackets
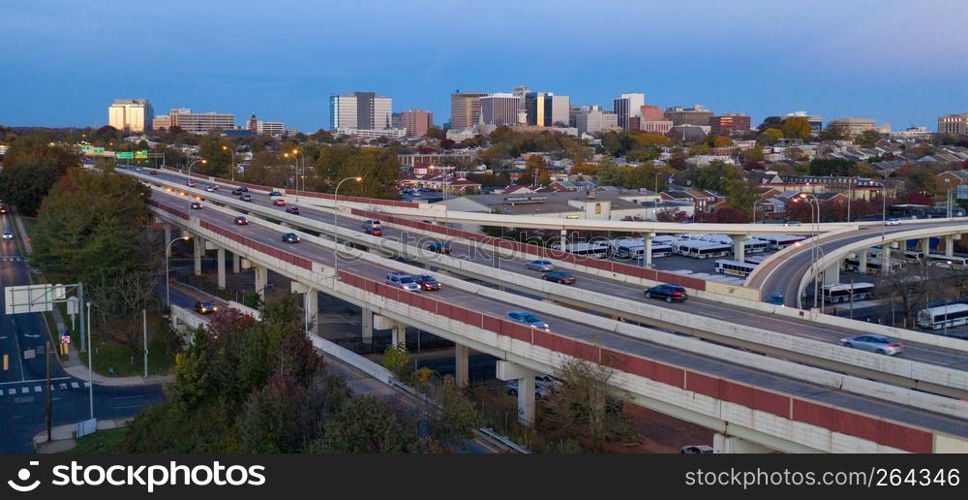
1,0,966,132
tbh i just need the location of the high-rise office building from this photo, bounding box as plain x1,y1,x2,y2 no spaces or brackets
450,92,489,129
480,94,520,126
938,113,968,135
666,105,713,126
168,109,235,134
708,113,751,136
826,117,877,137
575,106,619,135
400,109,434,137
108,99,153,132
612,93,645,130
330,92,392,131
525,92,570,127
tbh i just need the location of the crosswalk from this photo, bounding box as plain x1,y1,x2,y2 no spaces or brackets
0,380,88,399
0,256,23,262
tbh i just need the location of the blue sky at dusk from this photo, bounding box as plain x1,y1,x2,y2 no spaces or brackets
1,0,966,131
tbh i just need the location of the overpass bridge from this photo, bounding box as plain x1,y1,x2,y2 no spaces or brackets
126,168,968,399
143,186,968,453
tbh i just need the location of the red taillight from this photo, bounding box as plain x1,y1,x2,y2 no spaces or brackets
888,344,899,347
673,292,682,295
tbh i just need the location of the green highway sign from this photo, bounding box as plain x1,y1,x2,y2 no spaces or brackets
135,150,148,158
117,152,134,159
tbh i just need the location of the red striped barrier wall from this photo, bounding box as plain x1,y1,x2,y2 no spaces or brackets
199,220,312,270
351,208,708,291
335,267,933,453
147,200,188,220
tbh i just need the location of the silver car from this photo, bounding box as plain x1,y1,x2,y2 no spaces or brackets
840,334,904,356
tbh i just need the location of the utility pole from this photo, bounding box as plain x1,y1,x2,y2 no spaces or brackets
849,277,854,319
45,340,52,443
143,308,148,377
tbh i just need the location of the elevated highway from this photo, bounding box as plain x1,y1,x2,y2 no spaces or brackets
125,168,968,397
143,186,968,453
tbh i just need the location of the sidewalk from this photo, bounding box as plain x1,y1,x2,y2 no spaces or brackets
33,418,132,454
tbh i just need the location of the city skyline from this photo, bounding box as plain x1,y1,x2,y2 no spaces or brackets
1,0,966,131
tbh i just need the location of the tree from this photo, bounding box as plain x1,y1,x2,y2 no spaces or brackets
854,129,882,148
525,155,548,187
196,135,233,176
539,359,636,451
241,151,290,187
419,376,478,448
0,133,80,215
705,135,733,148
742,146,765,163
757,128,783,146
875,264,928,327
314,145,400,199
781,117,811,140
809,158,854,176
313,397,418,453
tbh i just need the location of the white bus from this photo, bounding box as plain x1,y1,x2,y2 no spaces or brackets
714,259,758,277
843,257,903,275
550,242,610,259
608,238,673,260
673,240,732,259
916,303,968,330
744,255,769,266
755,234,805,250
821,282,875,304
926,254,968,269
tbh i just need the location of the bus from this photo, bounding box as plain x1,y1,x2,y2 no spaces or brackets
916,303,968,330
926,254,968,269
550,242,610,259
673,240,732,259
755,234,805,250
714,259,758,277
843,257,902,275
608,238,673,260
821,282,875,304
744,255,769,266
743,238,772,254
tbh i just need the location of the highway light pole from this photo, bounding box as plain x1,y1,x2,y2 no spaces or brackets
794,193,821,308
332,176,363,282
165,236,191,309
186,158,207,185
222,145,236,181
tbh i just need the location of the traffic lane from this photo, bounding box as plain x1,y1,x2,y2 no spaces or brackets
212,198,968,368
156,195,968,436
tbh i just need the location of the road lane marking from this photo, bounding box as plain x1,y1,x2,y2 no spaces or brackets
71,382,79,388
33,385,41,393
0,377,70,386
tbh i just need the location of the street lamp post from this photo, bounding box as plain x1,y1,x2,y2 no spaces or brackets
752,199,771,224
222,145,236,181
165,236,191,309
186,158,207,185
332,176,363,281
794,193,821,308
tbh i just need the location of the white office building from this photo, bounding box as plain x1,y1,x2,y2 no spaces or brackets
330,92,392,131
613,93,645,130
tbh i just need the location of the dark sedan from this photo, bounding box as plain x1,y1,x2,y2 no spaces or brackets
543,270,576,284
644,284,687,303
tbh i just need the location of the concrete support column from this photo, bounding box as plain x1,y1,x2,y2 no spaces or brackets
882,246,891,274
921,238,932,256
304,291,318,334
713,433,773,454
216,248,226,289
361,307,373,344
731,235,747,263
164,224,173,257
559,229,567,249
254,265,267,299
496,361,536,426
232,252,241,274
455,344,470,388
858,250,868,274
643,232,654,267
822,259,841,285
945,235,955,257
391,325,406,348
193,236,205,276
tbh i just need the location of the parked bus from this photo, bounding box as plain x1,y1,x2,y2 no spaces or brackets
926,254,968,269
550,242,610,259
744,255,769,266
608,238,673,260
843,257,903,275
755,234,806,250
916,303,968,330
673,240,732,259
821,282,875,304
714,259,758,277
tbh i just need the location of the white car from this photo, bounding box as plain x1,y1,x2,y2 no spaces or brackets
884,218,901,226
385,272,421,293
1,231,13,240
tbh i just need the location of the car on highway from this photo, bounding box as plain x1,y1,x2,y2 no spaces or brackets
194,301,219,314
273,198,287,206
233,216,249,225
205,185,219,192
285,206,300,215
505,311,549,330
2,231,13,240
527,259,555,272
840,334,904,356
281,232,300,244
268,190,282,197
240,194,252,202
644,284,687,303
884,218,901,226
190,201,203,209
413,274,441,291
186,179,196,187
231,188,243,195
426,241,451,254
543,270,576,284
385,272,421,292
363,219,383,236
680,445,714,454
769,292,785,306
236,186,249,192
148,169,158,175
505,376,557,399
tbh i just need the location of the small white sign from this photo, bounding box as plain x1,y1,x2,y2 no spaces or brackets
66,296,79,315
